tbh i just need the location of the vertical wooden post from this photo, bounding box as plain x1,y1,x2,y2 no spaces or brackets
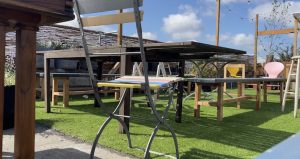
216,0,221,46
0,24,6,159
294,18,298,56
119,55,132,133
194,83,201,117
175,60,185,123
256,82,261,111
117,10,123,46
254,14,259,77
51,78,58,106
94,61,103,107
44,57,51,113
217,83,224,122
15,26,36,159
237,82,242,109
63,78,70,107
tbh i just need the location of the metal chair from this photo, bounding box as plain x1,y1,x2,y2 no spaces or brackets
73,0,180,158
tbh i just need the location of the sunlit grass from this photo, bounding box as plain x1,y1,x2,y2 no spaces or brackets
35,88,300,158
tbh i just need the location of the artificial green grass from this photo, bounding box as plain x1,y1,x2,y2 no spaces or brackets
35,89,300,159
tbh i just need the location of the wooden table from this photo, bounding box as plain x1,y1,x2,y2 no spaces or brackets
187,78,286,121
0,1,74,158
40,41,245,132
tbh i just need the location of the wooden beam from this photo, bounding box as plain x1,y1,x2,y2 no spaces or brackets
254,14,258,77
216,0,220,46
0,24,5,159
294,18,299,56
198,96,254,106
117,9,123,46
82,11,144,27
258,28,295,36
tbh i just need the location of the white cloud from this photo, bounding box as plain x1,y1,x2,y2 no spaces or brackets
206,33,254,52
162,5,202,41
202,0,269,5
131,32,158,40
249,1,300,27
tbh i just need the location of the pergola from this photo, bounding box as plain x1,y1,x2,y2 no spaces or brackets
253,13,300,77
215,1,300,77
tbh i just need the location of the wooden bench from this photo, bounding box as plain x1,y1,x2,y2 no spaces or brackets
186,78,286,121
36,72,120,107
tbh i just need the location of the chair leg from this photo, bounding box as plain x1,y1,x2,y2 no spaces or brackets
63,78,70,107
144,87,179,159
294,60,300,118
90,88,132,159
52,78,58,106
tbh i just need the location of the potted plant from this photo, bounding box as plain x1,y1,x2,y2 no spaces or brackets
4,57,15,130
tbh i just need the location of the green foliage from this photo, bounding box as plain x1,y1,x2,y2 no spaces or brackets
4,56,15,86
37,41,71,51
189,61,218,78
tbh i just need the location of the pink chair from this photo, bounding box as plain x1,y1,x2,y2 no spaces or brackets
264,62,284,78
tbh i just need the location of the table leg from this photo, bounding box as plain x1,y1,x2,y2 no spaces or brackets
51,78,58,106
94,61,103,107
217,83,224,122
237,82,242,109
175,60,185,123
280,81,284,104
44,57,51,113
0,24,5,159
256,82,261,111
263,82,267,103
15,26,37,159
119,55,132,133
194,83,201,117
63,78,70,107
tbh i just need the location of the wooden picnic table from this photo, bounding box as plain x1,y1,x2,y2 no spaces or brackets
39,41,245,133
0,1,74,158
186,77,286,121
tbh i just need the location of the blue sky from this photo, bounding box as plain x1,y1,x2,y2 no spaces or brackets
59,0,300,61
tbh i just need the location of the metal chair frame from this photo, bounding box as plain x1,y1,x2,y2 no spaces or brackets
73,0,179,158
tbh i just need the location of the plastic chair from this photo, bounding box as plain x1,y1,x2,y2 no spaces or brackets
264,62,284,78
73,0,179,158
227,67,241,78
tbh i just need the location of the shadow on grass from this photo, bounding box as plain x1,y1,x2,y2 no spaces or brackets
36,95,296,158
181,148,243,159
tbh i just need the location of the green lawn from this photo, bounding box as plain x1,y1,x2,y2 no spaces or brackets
35,89,300,159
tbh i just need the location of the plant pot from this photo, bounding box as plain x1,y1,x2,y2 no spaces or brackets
4,85,15,130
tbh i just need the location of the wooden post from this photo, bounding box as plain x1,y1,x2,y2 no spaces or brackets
119,54,132,133
194,83,201,117
117,9,123,46
294,18,298,56
217,83,224,122
237,82,242,109
44,57,51,113
15,26,37,159
216,0,221,46
254,14,259,77
63,78,70,107
175,60,185,123
256,82,261,111
52,78,58,106
0,24,5,159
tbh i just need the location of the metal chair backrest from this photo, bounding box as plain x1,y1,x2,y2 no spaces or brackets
264,62,284,78
73,0,146,107
76,0,143,27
